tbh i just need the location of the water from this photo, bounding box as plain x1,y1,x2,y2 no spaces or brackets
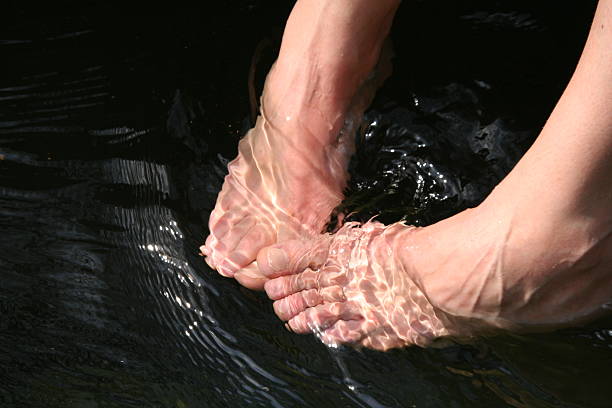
2,1,611,407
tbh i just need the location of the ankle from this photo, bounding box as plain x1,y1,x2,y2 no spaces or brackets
261,64,358,147
393,208,505,322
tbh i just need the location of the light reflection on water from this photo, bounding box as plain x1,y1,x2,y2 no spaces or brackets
1,2,611,408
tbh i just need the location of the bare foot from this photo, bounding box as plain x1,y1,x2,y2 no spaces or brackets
257,221,457,350
259,195,612,350
200,0,401,289
201,58,391,289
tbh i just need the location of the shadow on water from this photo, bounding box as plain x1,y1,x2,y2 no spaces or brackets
1,1,611,407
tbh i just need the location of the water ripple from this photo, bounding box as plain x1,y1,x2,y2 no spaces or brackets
1,4,609,408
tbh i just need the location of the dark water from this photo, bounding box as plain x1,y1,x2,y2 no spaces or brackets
2,1,612,407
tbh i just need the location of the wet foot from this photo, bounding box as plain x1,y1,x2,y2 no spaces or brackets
258,221,457,350
201,101,350,287
259,199,602,350
201,55,391,290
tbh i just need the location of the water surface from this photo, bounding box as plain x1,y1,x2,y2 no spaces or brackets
2,2,611,407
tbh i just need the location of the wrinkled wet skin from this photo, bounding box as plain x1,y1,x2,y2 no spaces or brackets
259,222,453,351
202,53,392,289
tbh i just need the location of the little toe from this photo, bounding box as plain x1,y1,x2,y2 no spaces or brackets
272,286,346,321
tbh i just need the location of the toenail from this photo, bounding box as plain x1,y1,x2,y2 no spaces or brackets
267,248,288,272
217,263,234,278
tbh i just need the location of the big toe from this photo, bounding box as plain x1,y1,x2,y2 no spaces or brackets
257,237,330,279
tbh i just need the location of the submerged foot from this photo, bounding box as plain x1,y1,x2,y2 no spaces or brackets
202,51,392,290
258,221,456,350
201,102,350,287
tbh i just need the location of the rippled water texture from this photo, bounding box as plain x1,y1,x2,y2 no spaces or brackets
2,2,612,407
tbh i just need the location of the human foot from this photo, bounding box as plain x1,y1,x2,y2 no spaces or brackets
201,100,349,284
257,221,460,350
259,192,612,350
201,57,391,289
201,0,400,290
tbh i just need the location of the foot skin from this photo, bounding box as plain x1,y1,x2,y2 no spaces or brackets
201,96,347,281
201,56,391,290
258,221,456,350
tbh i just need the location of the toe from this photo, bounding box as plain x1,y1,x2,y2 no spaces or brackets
287,302,362,334
221,222,275,275
203,214,250,277
234,262,268,290
264,269,320,300
202,233,231,275
257,237,330,279
272,286,346,321
212,215,271,277
217,215,255,256
257,246,290,278
208,210,231,240
264,263,349,300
